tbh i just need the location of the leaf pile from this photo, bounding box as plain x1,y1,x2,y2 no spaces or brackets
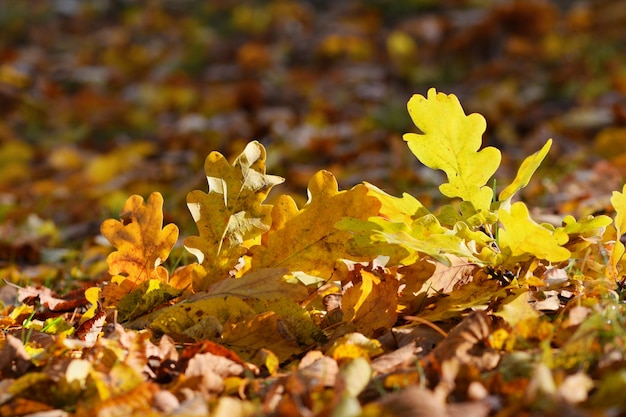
3,88,626,416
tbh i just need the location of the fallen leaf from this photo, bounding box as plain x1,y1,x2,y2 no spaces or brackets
248,170,381,278
101,192,179,285
184,141,284,290
341,270,399,338
497,202,570,264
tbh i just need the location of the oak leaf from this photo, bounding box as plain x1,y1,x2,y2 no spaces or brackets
499,139,552,206
101,192,178,285
247,170,381,278
404,88,501,211
220,310,317,362
341,270,399,338
184,141,284,290
497,202,570,264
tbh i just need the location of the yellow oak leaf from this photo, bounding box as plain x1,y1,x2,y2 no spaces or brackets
364,182,427,224
101,192,179,285
247,170,381,278
497,202,570,264
404,88,501,211
184,141,284,291
499,139,552,205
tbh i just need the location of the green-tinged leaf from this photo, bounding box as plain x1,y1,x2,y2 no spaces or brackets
498,139,552,204
149,295,256,337
404,88,501,211
438,201,497,229
497,202,570,264
247,170,381,277
373,214,483,266
559,214,612,236
335,217,414,267
117,279,182,322
184,141,284,290
101,192,178,285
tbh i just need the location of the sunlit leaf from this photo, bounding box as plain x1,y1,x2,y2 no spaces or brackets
497,202,570,264
184,141,284,290
498,139,552,205
404,88,501,211
79,287,101,325
248,170,381,278
101,192,178,285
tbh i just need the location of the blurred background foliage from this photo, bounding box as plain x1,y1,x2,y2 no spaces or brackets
1,0,626,247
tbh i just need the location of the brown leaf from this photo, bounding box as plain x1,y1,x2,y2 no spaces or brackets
376,386,449,417
184,352,245,395
429,311,500,371
13,284,88,312
0,334,30,377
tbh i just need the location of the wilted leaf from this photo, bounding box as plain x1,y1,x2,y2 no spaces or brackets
417,276,505,323
428,311,499,370
101,192,179,285
184,141,284,290
221,311,311,362
248,170,381,278
404,88,501,211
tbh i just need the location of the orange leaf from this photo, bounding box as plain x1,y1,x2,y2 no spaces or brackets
341,270,399,338
101,192,179,286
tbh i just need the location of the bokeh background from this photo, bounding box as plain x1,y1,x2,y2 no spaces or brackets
1,0,626,248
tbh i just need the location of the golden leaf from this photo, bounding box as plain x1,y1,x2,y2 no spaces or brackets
248,170,381,278
497,202,570,264
101,192,178,285
341,270,399,338
404,88,501,211
184,141,284,290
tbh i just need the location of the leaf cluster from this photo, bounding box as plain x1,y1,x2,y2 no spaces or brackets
4,88,626,416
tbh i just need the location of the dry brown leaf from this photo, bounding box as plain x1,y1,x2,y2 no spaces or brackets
429,311,499,371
